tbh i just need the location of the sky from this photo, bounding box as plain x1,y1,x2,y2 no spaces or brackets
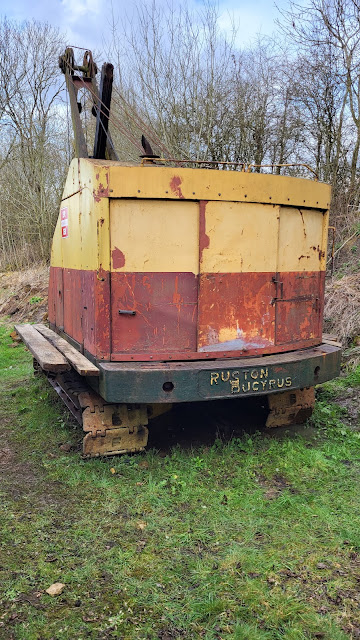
0,0,291,52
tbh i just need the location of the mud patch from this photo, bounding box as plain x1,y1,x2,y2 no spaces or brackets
334,389,360,428
257,472,298,500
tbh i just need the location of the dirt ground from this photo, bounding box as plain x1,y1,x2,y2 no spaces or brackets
0,267,48,325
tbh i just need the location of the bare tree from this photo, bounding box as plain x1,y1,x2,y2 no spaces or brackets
0,19,66,269
278,0,360,189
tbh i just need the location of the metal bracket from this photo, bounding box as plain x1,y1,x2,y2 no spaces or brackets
272,276,284,300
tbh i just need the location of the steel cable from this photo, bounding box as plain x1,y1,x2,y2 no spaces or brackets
63,56,145,154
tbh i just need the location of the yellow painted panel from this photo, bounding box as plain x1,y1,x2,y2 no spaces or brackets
321,210,330,270
51,159,111,271
277,207,327,272
60,192,83,270
50,217,63,267
110,199,199,273
201,201,279,273
78,159,111,273
51,158,330,275
51,160,80,268
105,162,331,210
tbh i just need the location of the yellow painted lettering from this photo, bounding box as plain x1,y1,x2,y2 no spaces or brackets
250,369,259,379
230,379,240,393
260,368,269,379
242,382,250,392
232,371,239,380
252,381,259,391
243,370,249,380
221,371,230,382
285,377,292,387
210,373,219,385
269,380,276,389
277,378,284,388
261,380,268,390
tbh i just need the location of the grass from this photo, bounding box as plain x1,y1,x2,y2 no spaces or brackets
0,323,360,639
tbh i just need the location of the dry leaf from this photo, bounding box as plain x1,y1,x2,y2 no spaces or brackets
110,468,116,474
59,443,71,452
136,521,147,531
45,583,65,596
138,460,149,469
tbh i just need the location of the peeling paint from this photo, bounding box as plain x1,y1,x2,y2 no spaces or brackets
199,335,273,352
299,209,307,237
199,200,210,262
112,247,126,269
93,182,109,202
170,175,185,199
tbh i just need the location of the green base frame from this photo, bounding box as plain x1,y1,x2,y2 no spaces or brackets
89,343,341,404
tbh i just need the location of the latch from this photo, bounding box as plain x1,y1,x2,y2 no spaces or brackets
272,276,284,300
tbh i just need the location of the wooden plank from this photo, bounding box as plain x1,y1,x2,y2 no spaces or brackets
323,332,341,345
322,337,342,347
34,324,99,376
14,324,70,373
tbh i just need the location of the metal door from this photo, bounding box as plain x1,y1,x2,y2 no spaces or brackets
274,207,326,345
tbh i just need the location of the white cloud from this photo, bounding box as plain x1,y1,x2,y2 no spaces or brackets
0,0,287,53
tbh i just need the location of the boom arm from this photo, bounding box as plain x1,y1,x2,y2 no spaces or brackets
59,48,118,160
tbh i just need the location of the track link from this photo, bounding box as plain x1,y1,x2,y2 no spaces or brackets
45,366,148,456
266,387,315,428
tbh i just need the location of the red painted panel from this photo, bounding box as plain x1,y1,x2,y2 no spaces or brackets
111,272,198,354
275,271,323,345
81,270,96,355
49,267,324,362
109,339,320,362
198,272,276,352
48,267,56,325
54,268,64,330
48,266,63,329
318,270,325,334
63,269,82,345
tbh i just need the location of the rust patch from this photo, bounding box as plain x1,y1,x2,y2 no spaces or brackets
81,270,96,355
93,183,109,202
275,271,322,345
199,200,210,263
312,245,325,259
63,269,82,344
197,272,276,352
170,176,185,199
318,246,325,259
95,267,111,359
112,247,126,269
110,272,197,354
299,209,307,237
